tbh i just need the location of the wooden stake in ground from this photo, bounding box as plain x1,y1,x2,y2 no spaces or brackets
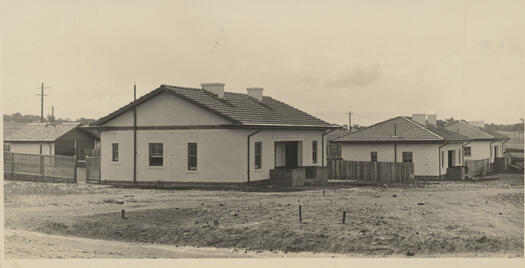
299,205,302,223
121,209,127,219
342,211,346,224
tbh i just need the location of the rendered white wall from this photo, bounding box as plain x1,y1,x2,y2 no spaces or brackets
103,92,230,127
340,143,440,176
100,128,326,183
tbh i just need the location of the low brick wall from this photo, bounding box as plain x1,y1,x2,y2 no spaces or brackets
446,166,466,180
304,166,328,186
269,168,306,186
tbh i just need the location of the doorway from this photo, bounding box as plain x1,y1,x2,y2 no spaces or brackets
447,150,456,167
274,141,302,169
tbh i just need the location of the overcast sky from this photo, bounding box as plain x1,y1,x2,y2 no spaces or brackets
1,0,523,126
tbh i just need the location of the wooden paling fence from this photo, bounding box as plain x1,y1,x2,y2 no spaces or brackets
85,156,101,184
3,151,77,183
328,159,414,183
465,158,489,177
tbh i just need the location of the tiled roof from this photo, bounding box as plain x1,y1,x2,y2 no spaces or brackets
444,121,501,140
95,85,336,128
333,116,444,142
483,128,510,140
333,116,470,143
424,125,470,142
4,123,79,142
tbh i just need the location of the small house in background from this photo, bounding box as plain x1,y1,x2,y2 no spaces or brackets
3,123,99,159
332,115,471,180
444,120,509,171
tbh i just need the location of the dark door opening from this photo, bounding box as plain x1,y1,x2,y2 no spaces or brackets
275,141,300,169
447,150,455,167
284,142,298,168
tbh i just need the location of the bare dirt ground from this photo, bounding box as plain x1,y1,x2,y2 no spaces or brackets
4,173,524,258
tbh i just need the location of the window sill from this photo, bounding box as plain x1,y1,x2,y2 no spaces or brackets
111,162,120,165
254,169,265,173
148,166,165,169
186,170,199,174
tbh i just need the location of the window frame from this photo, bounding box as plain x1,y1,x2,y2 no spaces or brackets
402,152,413,163
187,143,198,170
112,143,119,162
312,140,318,163
149,143,164,167
254,141,262,169
464,146,471,157
371,151,378,162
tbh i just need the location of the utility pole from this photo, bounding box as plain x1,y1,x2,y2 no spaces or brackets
348,111,352,133
35,82,51,123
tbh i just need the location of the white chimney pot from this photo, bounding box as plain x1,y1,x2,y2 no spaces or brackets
412,114,427,125
201,83,225,99
247,87,264,101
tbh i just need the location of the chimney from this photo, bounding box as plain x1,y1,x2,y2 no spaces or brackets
201,83,225,99
246,87,264,101
412,114,426,125
468,121,485,128
427,114,437,127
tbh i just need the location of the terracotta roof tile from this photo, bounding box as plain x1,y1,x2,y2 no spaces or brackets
96,85,334,128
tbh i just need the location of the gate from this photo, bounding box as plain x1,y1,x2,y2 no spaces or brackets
86,156,101,184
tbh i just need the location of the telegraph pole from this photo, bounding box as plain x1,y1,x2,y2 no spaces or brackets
35,83,51,123
348,111,352,132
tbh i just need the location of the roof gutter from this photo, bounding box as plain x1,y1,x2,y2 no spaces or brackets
247,129,262,186
321,129,337,166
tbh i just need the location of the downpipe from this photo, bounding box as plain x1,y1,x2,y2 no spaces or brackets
321,129,336,166
247,129,262,186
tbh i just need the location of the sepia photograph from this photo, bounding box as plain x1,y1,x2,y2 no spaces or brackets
1,0,524,266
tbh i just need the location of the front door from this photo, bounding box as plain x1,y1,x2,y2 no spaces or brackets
274,141,301,169
284,142,298,168
448,150,455,167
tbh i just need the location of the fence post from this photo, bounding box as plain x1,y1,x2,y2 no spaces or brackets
11,152,15,179
73,155,78,183
86,156,90,183
40,154,45,177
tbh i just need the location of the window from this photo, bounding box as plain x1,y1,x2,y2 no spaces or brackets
255,142,262,169
402,152,413,163
464,146,471,156
312,141,318,163
371,152,377,162
112,143,119,162
149,143,163,166
188,143,197,170
441,151,444,167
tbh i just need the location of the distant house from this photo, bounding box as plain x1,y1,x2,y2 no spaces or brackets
91,83,338,184
332,115,470,180
3,123,99,159
444,121,509,166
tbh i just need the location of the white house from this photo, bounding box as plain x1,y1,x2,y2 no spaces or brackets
92,83,337,185
332,115,470,180
444,120,509,166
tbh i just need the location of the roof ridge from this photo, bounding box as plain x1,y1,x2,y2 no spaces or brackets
401,116,444,140
332,116,404,141
459,120,495,139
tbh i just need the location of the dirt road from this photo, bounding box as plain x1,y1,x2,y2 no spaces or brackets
4,173,523,258
4,229,344,258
